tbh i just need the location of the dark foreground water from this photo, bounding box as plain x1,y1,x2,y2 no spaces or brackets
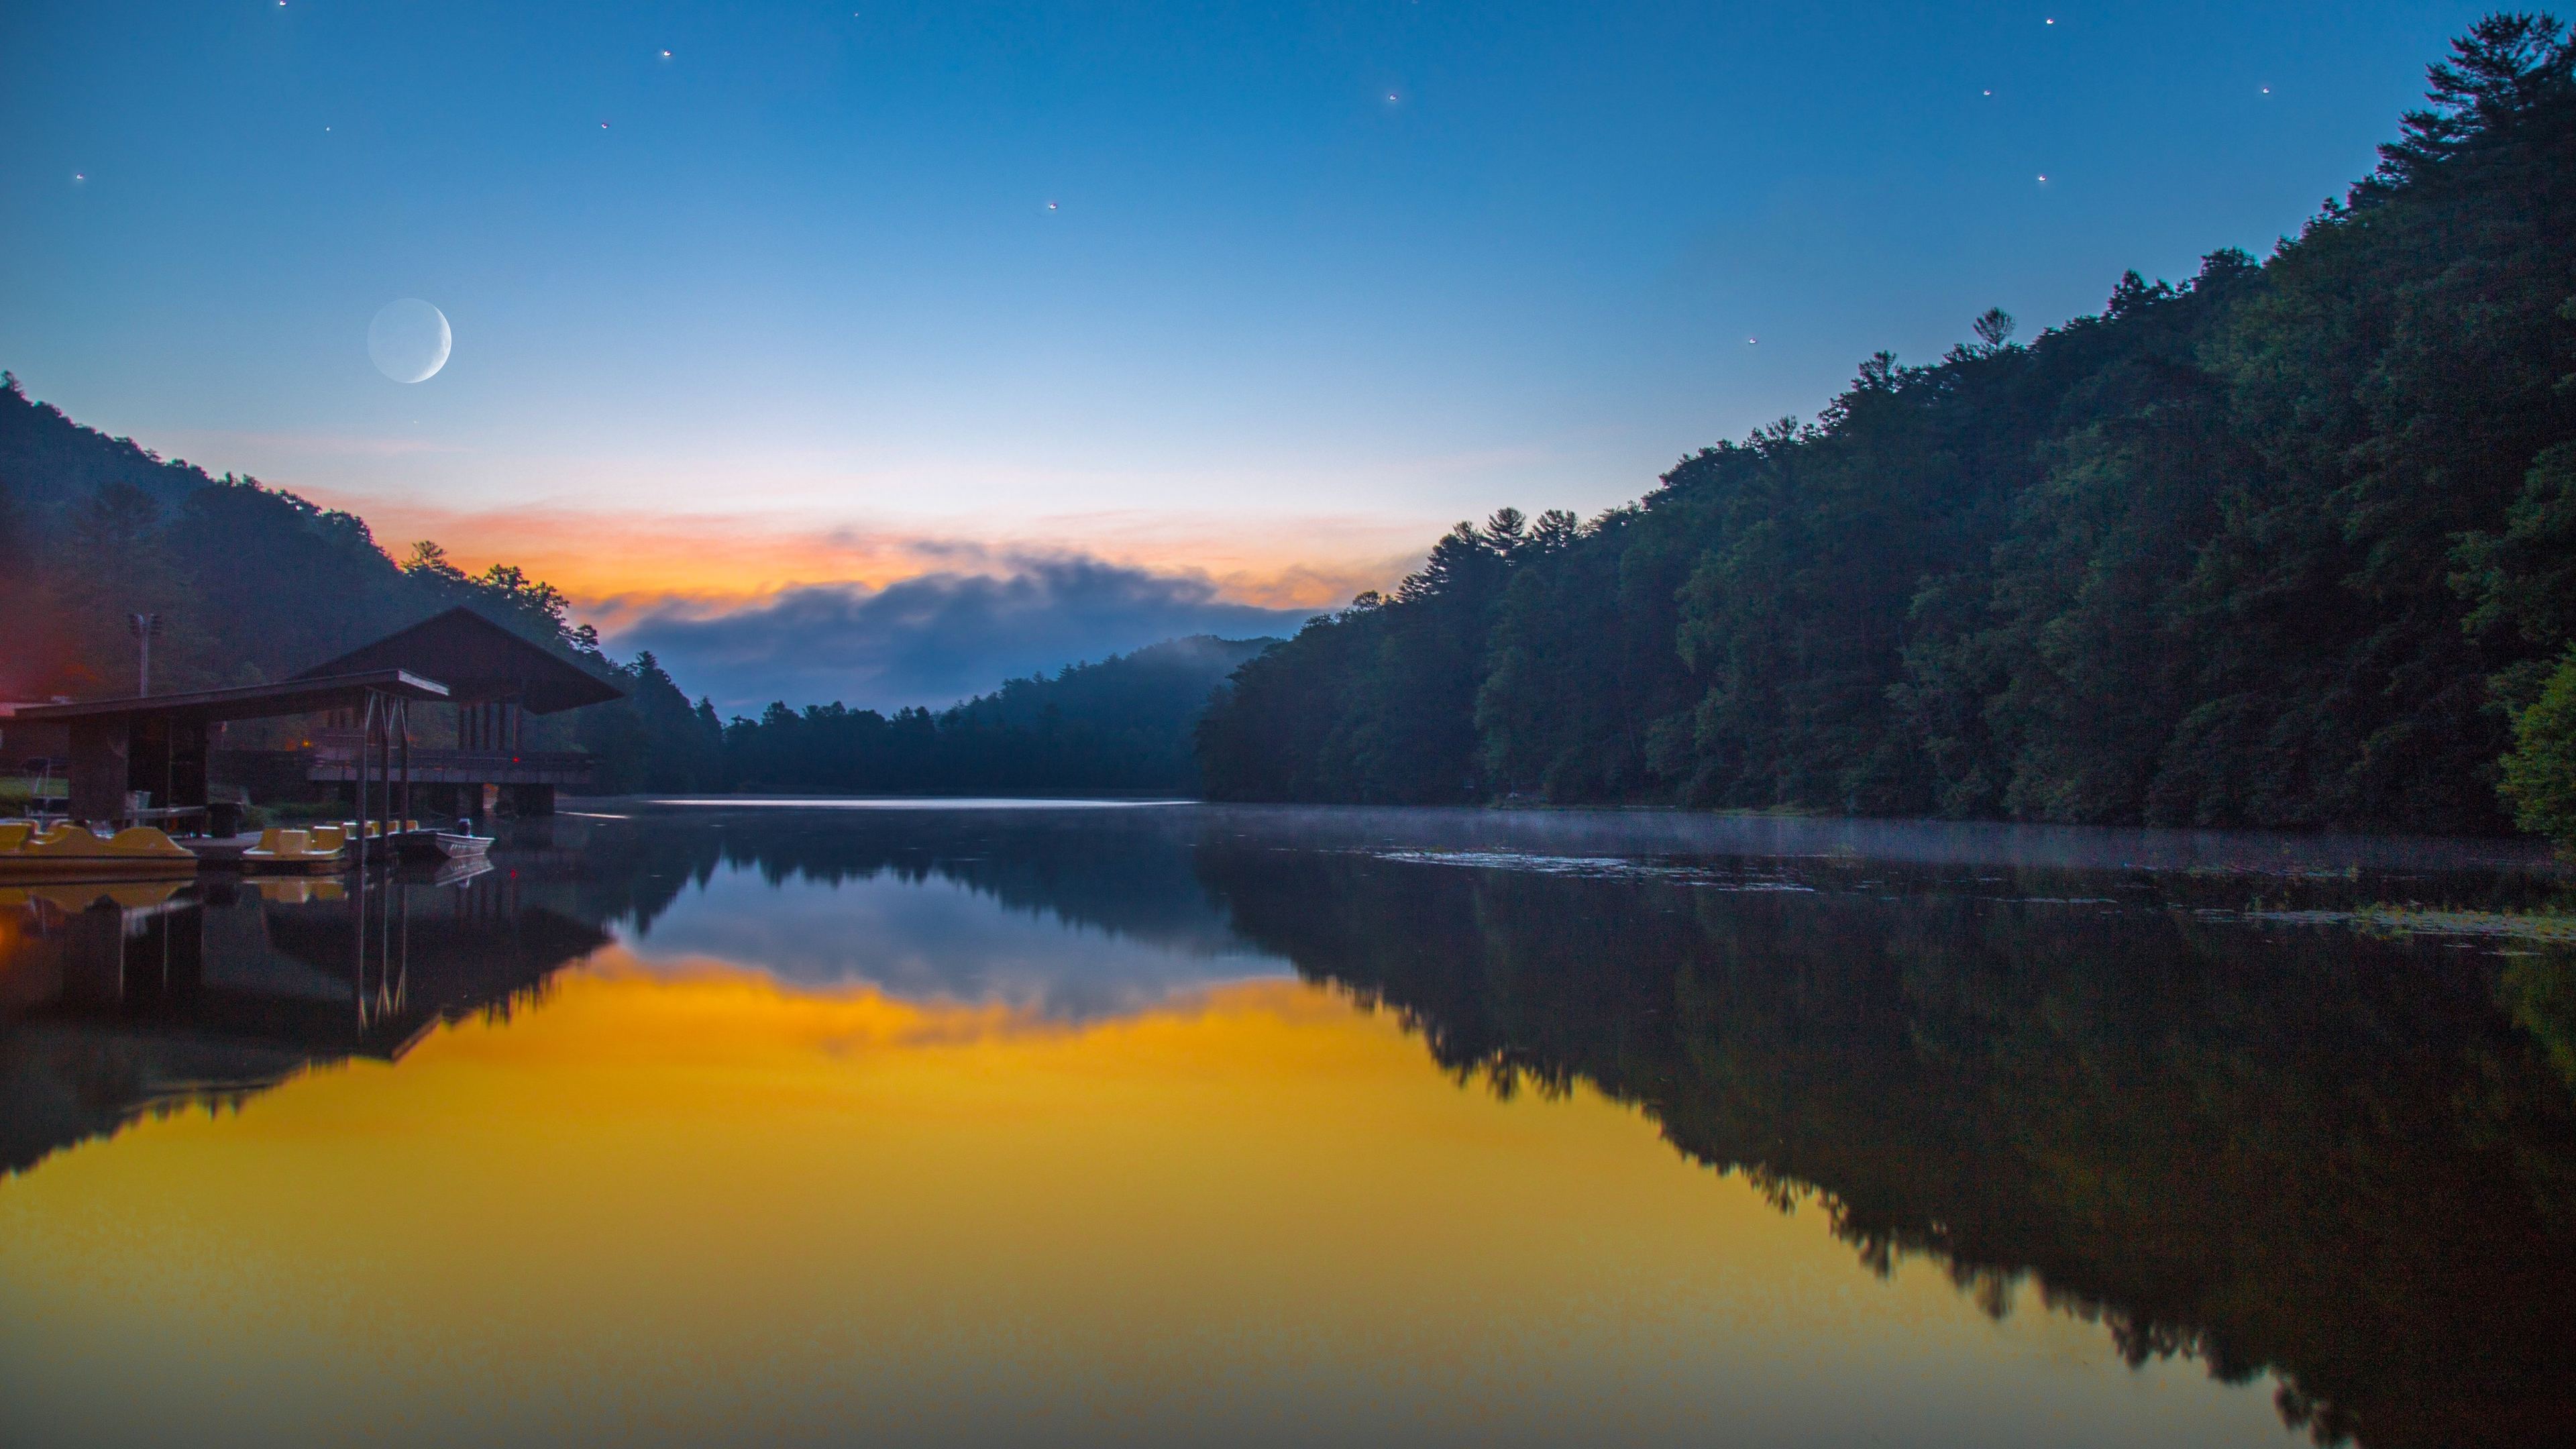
3,802,2572,1448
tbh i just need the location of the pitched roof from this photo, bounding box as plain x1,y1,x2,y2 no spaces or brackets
292,607,627,714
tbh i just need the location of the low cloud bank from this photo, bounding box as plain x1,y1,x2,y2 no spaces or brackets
609,554,1316,714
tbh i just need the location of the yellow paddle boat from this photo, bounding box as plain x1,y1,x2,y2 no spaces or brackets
0,823,199,880
242,826,350,874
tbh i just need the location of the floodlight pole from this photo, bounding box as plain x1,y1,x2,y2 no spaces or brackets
127,612,162,696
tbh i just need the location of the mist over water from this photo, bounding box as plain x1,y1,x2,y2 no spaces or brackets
2,802,2569,1446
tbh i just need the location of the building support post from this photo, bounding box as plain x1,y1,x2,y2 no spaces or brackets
397,698,412,830
356,692,375,867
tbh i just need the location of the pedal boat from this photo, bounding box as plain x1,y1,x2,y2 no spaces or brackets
0,822,199,879
242,825,350,874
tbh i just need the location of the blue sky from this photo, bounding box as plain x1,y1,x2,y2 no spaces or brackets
0,1,2496,706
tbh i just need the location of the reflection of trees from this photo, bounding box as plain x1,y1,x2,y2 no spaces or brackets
0,1027,305,1181
2503,953,2576,1091
0,871,608,1176
1197,848,2576,1448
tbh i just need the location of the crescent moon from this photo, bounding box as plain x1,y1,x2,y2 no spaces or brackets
368,299,452,384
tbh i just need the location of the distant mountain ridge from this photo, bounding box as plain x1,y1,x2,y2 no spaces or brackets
717,633,1277,796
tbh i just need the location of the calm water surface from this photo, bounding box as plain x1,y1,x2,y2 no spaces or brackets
3,802,2571,1448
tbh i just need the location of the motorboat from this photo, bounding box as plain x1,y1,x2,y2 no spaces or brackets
394,819,492,863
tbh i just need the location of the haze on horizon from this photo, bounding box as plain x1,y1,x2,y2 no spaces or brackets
0,0,2496,708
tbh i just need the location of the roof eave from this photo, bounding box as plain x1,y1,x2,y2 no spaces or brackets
12,669,453,723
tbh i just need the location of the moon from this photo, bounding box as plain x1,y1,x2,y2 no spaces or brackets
368,299,451,384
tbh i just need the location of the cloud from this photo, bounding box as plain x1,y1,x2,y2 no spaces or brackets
608,553,1317,712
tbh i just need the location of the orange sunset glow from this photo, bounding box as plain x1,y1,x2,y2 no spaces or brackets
0,956,2285,1448
313,494,1428,616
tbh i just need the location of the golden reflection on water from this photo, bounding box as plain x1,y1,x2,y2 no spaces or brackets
0,952,2290,1448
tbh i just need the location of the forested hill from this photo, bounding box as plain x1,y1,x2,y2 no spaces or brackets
1198,16,2576,843
0,383,213,515
717,635,1276,797
0,374,624,705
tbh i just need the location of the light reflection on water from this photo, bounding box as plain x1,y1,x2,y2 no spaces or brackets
1,801,2570,1447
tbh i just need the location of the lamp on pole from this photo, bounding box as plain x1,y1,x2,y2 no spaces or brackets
127,612,161,696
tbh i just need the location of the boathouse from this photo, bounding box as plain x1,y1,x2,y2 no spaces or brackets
13,606,627,830
292,607,627,816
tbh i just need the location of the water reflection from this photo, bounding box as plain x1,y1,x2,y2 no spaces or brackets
0,867,608,1175
0,802,2569,1448
562,806,1287,1017
1194,841,2576,1448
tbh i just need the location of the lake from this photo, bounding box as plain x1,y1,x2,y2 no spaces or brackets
3,801,2571,1448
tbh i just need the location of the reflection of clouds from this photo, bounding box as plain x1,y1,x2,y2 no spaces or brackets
616,865,1289,1021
